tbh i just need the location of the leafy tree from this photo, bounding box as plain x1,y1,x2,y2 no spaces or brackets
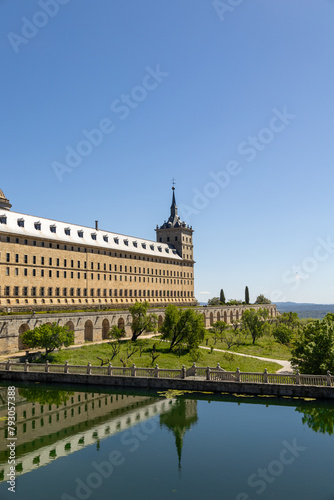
129,301,158,341
219,289,226,304
19,387,73,406
108,325,125,342
220,329,245,349
276,311,300,329
208,297,220,306
21,322,74,357
291,314,334,374
255,294,271,304
295,406,334,435
241,308,269,344
272,324,294,345
245,286,250,305
226,299,242,305
210,321,227,335
160,305,205,351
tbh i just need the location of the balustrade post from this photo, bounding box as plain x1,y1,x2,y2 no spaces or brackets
24,359,29,372
264,368,268,383
182,365,186,379
193,362,197,376
6,360,11,371
64,361,69,374
236,367,240,382
87,362,92,375
131,364,136,377
45,360,49,373
154,364,159,378
327,370,331,387
108,363,112,376
295,370,300,385
206,366,210,381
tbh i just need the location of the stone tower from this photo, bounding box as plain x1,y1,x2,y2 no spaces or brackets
0,189,12,211
155,187,194,262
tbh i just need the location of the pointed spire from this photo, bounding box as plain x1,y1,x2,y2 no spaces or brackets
170,186,178,220
0,188,12,211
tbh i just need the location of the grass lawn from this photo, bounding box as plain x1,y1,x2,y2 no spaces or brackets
203,331,292,361
45,338,282,373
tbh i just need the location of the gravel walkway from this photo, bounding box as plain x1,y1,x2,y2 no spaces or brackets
199,345,293,374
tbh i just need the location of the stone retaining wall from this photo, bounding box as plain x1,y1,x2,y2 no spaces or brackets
0,304,277,355
1,368,333,400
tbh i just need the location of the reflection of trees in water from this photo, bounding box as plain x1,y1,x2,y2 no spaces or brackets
296,406,334,435
19,387,74,406
160,399,198,469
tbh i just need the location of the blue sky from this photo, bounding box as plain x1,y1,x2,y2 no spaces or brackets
1,0,334,304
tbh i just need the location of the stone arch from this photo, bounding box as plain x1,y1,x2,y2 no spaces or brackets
18,323,29,351
102,319,110,340
224,311,227,323
65,321,74,333
210,312,214,326
84,320,93,342
235,310,239,321
158,315,163,327
217,311,221,322
118,317,125,330
230,311,233,323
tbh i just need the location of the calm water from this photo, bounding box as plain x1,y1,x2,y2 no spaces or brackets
0,382,333,500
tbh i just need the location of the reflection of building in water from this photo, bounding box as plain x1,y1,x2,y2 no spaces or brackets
160,399,198,469
0,387,177,482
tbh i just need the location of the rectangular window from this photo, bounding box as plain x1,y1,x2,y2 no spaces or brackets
49,258,52,266
6,253,10,263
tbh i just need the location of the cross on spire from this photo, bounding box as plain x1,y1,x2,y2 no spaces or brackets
171,177,176,190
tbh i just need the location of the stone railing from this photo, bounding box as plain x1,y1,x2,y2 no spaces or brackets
0,360,333,387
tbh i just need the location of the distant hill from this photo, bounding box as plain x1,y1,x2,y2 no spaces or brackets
275,302,334,319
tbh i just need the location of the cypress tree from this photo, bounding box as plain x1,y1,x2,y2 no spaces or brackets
219,289,226,304
245,286,250,305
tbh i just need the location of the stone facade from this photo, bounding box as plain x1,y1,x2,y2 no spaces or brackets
0,188,195,312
